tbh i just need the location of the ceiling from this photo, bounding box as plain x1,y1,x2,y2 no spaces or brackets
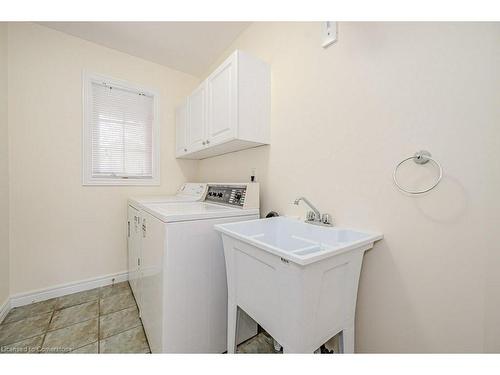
40,22,251,77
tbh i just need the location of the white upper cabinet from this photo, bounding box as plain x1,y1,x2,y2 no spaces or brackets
206,55,237,146
175,100,188,157
176,50,270,159
187,83,207,153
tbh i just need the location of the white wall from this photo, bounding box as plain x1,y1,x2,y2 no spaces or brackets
196,22,500,352
0,23,9,307
4,22,499,353
7,23,199,295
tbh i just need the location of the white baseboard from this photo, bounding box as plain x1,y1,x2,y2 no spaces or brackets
9,271,129,308
0,298,10,324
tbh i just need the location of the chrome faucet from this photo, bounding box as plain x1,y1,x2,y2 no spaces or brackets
293,197,333,227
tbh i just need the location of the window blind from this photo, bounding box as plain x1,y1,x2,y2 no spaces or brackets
91,81,154,179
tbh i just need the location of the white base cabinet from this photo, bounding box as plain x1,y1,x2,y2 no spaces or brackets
176,50,270,159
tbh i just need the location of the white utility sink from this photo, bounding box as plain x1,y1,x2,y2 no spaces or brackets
215,216,382,353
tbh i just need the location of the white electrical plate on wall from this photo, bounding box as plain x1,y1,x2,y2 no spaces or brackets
322,21,337,48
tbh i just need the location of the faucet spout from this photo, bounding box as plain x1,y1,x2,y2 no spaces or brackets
294,196,321,221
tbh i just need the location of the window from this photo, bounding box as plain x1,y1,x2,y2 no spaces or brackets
83,73,160,185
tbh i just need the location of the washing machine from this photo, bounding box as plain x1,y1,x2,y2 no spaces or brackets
127,183,207,306
135,183,260,353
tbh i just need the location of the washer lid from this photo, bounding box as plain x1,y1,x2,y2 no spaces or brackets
129,195,194,207
128,183,207,208
141,202,260,223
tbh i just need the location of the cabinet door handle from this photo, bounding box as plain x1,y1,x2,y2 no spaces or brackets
127,221,130,237
184,148,187,152
206,140,210,144
202,141,206,145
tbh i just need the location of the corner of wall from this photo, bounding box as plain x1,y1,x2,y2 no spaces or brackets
0,22,9,311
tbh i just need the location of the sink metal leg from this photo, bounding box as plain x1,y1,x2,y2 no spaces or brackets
340,323,355,353
227,301,238,353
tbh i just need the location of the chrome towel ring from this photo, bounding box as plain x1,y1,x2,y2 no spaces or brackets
393,150,442,195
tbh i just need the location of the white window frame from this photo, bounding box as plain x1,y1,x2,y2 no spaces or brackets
82,72,160,186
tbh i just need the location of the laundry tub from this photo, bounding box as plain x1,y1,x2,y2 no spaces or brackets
215,216,382,353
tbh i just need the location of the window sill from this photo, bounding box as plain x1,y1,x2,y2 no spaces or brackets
83,177,160,186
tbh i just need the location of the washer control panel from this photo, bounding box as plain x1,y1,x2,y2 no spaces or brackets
178,183,207,199
205,185,246,207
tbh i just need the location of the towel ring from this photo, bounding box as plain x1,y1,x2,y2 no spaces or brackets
393,150,442,195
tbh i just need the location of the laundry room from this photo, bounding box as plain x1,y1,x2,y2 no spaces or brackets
1,1,500,374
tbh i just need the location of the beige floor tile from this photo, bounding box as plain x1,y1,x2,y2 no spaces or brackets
100,282,131,299
100,289,136,315
99,326,150,354
99,306,141,340
71,341,98,353
49,301,98,331
3,298,56,324
42,318,98,353
2,282,150,354
56,288,100,310
237,332,276,353
0,312,52,346
0,334,44,354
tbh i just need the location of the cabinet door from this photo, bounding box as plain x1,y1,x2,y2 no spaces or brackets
187,83,207,152
175,101,188,156
127,205,141,310
206,54,237,145
140,212,165,353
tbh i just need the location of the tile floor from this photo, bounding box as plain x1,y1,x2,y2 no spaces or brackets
0,281,150,354
0,281,329,354
237,331,339,354
237,331,277,353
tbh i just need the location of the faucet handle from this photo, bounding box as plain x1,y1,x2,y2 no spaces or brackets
321,213,333,226
306,211,317,222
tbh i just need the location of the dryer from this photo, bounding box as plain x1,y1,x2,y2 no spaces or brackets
127,182,207,307
135,183,259,353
